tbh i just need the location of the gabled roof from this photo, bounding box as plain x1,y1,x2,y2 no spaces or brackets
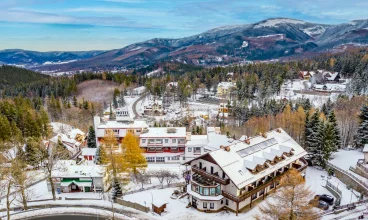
187,128,307,189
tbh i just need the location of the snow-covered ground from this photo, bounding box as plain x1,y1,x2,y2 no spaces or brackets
305,167,361,205
329,149,368,185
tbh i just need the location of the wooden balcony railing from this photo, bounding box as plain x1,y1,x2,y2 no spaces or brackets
192,165,230,185
222,159,308,203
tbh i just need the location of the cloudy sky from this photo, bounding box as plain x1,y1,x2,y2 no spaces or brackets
0,0,366,51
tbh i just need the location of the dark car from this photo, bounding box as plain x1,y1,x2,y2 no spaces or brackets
318,200,329,210
316,194,334,205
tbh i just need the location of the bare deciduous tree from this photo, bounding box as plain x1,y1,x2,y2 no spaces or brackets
254,169,320,220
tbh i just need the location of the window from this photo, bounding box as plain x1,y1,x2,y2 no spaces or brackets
183,156,185,160
156,157,165,162
203,202,207,209
136,129,141,133
211,166,214,174
221,200,223,204
210,203,214,209
155,147,163,152
195,185,199,193
172,139,176,143
188,147,192,152
210,188,216,196
226,199,229,205
171,147,178,152
127,129,134,134
146,157,154,162
251,193,257,200
222,172,226,179
259,189,264,196
165,139,169,143
148,139,155,144
199,162,202,169
113,129,119,134
142,139,146,143
270,182,275,189
199,186,203,194
216,185,221,195
203,188,209,196
168,157,170,161
194,147,201,154
156,139,163,144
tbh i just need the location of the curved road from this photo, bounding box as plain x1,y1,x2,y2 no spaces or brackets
131,92,148,119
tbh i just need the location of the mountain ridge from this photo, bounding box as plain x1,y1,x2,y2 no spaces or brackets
1,18,368,72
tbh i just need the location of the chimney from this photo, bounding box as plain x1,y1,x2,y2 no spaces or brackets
245,139,250,145
220,145,225,149
262,133,267,138
225,146,230,152
276,128,281,133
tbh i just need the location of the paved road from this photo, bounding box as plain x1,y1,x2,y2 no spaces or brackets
29,215,106,220
131,92,147,119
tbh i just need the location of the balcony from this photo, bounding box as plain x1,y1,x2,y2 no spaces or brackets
192,165,230,185
222,158,308,203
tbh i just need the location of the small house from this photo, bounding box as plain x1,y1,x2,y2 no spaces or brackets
152,200,168,215
82,148,97,161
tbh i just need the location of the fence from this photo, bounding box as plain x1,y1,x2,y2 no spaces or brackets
357,159,368,174
116,199,150,213
326,180,342,200
122,181,185,196
327,162,368,194
324,198,368,215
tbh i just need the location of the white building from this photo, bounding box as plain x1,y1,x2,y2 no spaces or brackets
140,127,187,163
94,116,149,147
49,133,82,157
48,160,107,193
183,128,308,214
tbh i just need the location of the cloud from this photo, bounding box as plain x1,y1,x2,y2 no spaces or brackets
65,7,166,17
0,8,162,29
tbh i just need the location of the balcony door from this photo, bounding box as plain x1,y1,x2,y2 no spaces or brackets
199,162,202,169
192,197,197,208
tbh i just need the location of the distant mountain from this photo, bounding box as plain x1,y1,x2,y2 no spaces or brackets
0,49,106,68
1,18,368,72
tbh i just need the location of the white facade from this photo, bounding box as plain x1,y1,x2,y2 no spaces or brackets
184,128,308,214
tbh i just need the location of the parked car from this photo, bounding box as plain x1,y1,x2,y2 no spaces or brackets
316,194,334,205
318,200,329,210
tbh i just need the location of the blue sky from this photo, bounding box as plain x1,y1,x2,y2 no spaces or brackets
0,0,367,51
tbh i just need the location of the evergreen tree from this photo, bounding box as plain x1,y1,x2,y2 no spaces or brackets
321,122,336,167
87,126,96,148
25,137,42,167
113,88,119,109
327,110,340,150
305,110,323,165
94,145,108,164
73,96,77,107
354,103,368,148
119,92,126,107
111,178,123,200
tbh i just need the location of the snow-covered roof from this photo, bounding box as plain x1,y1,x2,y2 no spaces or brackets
217,82,235,89
191,128,307,189
186,135,208,147
323,71,339,81
152,199,168,207
50,133,81,152
133,86,146,92
52,160,105,178
97,120,148,129
140,127,186,138
206,132,236,150
82,148,97,156
167,82,178,87
70,128,85,140
363,144,368,153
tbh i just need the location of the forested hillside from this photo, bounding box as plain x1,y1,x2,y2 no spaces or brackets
0,65,48,90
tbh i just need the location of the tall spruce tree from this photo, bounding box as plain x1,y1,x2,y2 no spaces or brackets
354,103,368,148
113,88,119,109
111,178,123,200
119,92,126,107
94,145,108,165
321,122,336,168
327,110,340,150
87,126,96,148
305,110,323,165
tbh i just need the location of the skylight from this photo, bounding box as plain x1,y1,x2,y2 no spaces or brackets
237,138,278,158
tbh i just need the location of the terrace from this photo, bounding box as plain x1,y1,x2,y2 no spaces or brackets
192,164,230,185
